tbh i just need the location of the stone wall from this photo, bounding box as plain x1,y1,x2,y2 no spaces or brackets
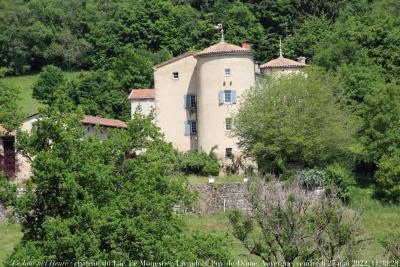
188,181,324,214
188,182,252,214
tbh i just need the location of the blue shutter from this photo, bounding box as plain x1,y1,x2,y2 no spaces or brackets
232,90,237,104
219,91,224,105
184,95,188,108
184,121,190,135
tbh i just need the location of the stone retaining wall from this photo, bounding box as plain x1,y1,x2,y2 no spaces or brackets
188,182,252,214
188,181,324,214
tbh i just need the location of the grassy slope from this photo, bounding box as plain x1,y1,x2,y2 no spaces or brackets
2,71,86,115
182,213,263,264
0,222,22,267
350,187,400,259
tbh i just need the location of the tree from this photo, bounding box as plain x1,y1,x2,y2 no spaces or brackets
111,48,154,92
359,83,400,165
9,104,229,263
234,69,358,173
32,65,66,104
229,176,368,264
65,71,130,120
0,173,17,207
374,154,400,203
285,16,332,60
0,77,24,132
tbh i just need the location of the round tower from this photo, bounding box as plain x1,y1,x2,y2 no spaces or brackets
195,41,255,158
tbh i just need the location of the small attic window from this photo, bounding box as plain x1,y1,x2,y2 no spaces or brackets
224,68,231,76
172,72,179,80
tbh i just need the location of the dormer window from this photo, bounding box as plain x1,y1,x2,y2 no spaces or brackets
172,72,179,80
224,68,231,76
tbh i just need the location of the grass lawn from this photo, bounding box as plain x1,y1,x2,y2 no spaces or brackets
1,71,86,115
182,213,263,264
0,222,22,267
349,187,400,260
188,175,245,185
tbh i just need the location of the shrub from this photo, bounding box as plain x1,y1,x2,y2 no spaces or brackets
32,65,66,104
0,174,17,206
325,163,355,203
295,169,325,190
381,233,400,261
375,154,400,203
177,151,219,176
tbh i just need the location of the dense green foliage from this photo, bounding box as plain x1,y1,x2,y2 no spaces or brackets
9,103,229,263
0,0,352,75
0,77,24,131
375,154,400,203
0,174,17,207
32,65,65,104
177,150,220,176
234,70,357,173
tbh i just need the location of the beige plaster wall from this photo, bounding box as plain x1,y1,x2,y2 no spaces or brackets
154,55,198,151
262,67,303,77
131,99,155,117
196,54,255,158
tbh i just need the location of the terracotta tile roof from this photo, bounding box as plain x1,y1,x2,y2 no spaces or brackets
260,56,306,69
154,51,197,69
196,42,252,57
81,115,128,129
0,124,16,136
128,89,155,100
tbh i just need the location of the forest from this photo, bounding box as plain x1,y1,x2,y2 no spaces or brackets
1,0,400,264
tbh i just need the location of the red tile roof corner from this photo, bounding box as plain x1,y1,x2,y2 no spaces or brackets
81,115,128,129
195,42,252,57
260,55,306,69
128,89,155,100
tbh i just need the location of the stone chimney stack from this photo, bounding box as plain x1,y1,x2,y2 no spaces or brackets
241,41,251,50
297,56,306,64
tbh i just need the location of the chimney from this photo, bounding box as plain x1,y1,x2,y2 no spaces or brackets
297,56,306,64
241,41,251,50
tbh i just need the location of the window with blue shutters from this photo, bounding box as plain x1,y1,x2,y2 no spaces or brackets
185,121,197,135
219,90,237,105
184,95,196,109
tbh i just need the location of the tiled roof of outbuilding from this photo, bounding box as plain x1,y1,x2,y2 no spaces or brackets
195,42,252,57
81,115,128,129
260,56,306,69
128,89,155,100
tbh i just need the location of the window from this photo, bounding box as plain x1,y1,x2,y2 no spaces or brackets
224,90,232,102
184,95,196,109
172,72,179,80
224,68,232,76
225,148,233,158
185,121,197,135
219,90,237,105
190,95,196,108
225,118,232,131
